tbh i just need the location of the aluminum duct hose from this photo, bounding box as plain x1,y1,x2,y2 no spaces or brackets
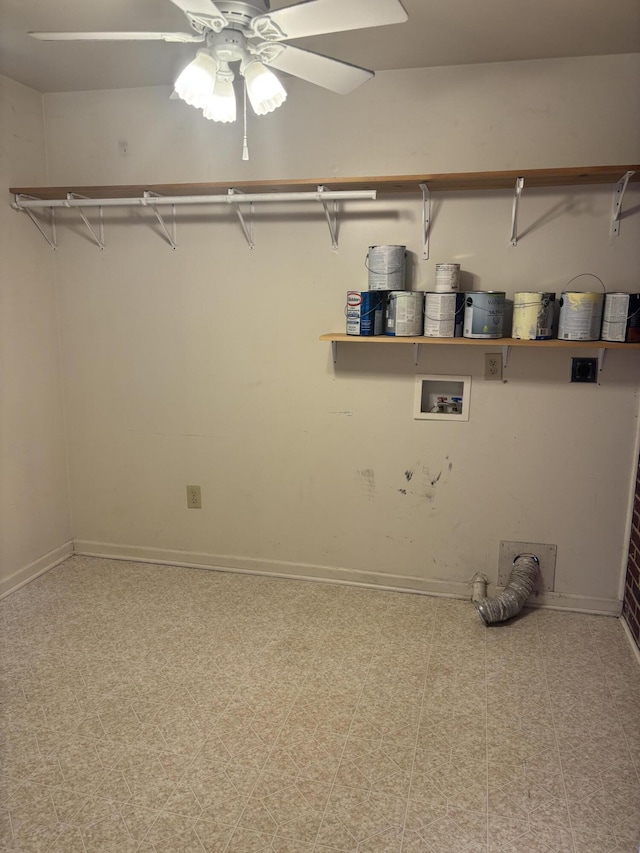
473,554,539,625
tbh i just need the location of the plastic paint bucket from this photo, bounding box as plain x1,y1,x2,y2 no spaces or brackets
367,245,406,291
346,291,384,336
423,292,465,338
601,293,640,343
434,263,460,292
463,292,505,339
512,292,556,340
558,292,604,341
385,291,424,336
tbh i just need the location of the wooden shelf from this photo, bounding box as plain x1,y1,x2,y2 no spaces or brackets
10,165,639,200
320,334,640,351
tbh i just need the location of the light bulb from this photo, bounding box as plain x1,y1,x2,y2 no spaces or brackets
203,70,236,123
242,60,287,116
174,50,217,110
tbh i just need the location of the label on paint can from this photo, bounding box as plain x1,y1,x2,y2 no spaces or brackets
434,263,460,292
346,291,384,336
423,292,465,337
367,245,406,291
558,292,604,341
601,293,640,342
385,291,424,336
463,292,505,339
512,292,556,340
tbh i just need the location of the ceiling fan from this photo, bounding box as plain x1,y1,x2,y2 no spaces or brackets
30,0,409,128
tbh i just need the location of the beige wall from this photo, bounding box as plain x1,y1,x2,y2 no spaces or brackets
22,54,640,609
0,76,72,595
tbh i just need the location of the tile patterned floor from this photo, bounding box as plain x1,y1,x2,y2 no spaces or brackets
1,556,639,853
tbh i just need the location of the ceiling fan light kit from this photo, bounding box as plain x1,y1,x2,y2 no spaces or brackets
174,49,220,109
242,58,287,115
28,0,408,156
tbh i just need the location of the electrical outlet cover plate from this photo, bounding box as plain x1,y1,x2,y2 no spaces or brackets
498,540,557,593
186,485,202,509
484,353,503,381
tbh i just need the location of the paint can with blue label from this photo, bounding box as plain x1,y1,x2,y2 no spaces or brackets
558,292,604,341
423,292,465,337
385,291,424,336
463,292,505,339
601,293,640,342
512,292,556,340
346,291,384,336
367,245,406,291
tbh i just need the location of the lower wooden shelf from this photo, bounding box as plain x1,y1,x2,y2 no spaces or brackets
320,334,640,350
320,333,640,369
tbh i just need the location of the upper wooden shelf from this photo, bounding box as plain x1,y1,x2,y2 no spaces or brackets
10,165,639,200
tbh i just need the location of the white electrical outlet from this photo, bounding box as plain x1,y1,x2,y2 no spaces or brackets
186,485,201,509
484,353,502,381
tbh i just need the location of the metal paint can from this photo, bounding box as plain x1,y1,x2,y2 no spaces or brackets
463,292,505,339
558,292,604,341
367,245,406,291
385,291,424,336
434,263,460,292
601,293,640,342
346,291,384,336
512,292,556,340
423,292,465,338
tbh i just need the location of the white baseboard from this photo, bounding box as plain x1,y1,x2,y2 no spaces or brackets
0,541,74,599
620,615,640,666
73,540,623,616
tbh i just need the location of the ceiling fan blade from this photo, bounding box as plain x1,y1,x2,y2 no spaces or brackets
167,0,227,31
167,0,225,18
267,44,373,94
253,0,407,41
29,31,205,43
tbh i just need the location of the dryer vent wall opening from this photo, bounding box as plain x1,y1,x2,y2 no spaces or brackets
473,554,539,625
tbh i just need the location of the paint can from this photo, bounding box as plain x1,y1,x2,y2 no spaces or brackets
512,292,556,340
434,263,460,292
346,291,384,336
463,292,505,339
557,292,604,341
423,292,465,338
601,293,640,342
385,291,424,336
367,245,406,291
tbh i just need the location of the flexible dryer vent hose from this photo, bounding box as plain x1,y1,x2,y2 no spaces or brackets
473,554,539,625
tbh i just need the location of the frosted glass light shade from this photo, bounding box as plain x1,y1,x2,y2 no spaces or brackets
203,73,236,123
174,50,217,110
243,60,287,116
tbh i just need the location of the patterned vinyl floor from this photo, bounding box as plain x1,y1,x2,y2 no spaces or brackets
1,556,639,852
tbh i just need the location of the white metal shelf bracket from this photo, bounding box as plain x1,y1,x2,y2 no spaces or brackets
413,343,420,366
612,171,635,237
67,193,104,250
228,189,255,249
142,192,176,249
598,349,607,372
318,186,339,250
13,195,57,249
510,177,525,247
502,346,511,369
420,183,430,260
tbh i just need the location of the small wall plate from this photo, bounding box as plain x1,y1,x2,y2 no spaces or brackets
571,358,598,383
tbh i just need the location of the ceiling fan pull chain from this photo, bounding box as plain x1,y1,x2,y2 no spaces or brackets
242,81,250,161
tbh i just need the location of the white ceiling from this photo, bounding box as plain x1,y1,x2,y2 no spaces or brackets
0,0,638,94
